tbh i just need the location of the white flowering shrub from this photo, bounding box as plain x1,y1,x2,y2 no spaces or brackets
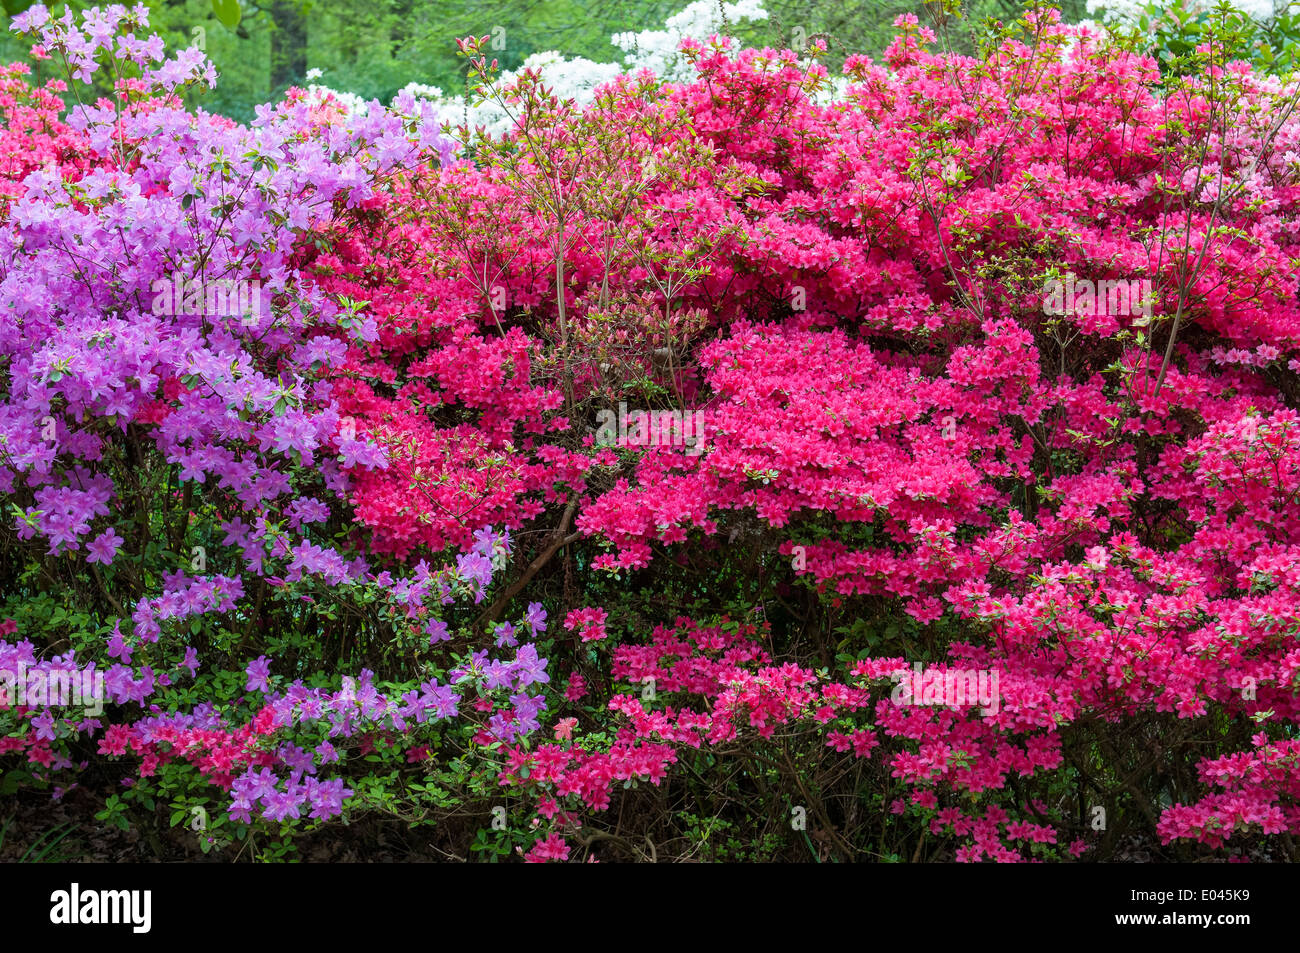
612,0,769,81
398,0,772,137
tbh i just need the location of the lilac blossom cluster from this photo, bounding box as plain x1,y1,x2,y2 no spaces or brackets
0,6,552,832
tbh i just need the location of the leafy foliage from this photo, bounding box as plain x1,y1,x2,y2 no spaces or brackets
3,1,1300,863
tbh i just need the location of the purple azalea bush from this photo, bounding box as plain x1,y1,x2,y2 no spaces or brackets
0,5,550,857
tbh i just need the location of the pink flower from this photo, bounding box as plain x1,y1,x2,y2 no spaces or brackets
524,833,569,863
563,607,608,643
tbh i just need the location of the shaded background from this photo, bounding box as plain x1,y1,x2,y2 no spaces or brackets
0,0,1089,121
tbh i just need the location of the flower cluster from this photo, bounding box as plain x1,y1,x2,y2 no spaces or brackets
318,7,1300,860
6,2,1300,863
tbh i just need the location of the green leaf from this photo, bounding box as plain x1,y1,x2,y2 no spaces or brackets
212,0,241,29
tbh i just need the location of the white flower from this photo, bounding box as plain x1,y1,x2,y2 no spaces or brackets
612,0,769,82
398,82,445,100
396,0,775,138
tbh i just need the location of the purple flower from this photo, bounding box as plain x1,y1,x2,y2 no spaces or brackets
511,644,550,688
482,659,514,690
493,622,517,648
512,692,547,724
86,527,123,565
316,740,339,764
245,767,280,802
471,526,497,555
106,621,132,662
32,710,57,742
245,655,271,693
418,680,459,720
455,552,493,597
425,618,449,645
278,743,316,775
487,710,518,742
261,789,302,822
304,777,352,820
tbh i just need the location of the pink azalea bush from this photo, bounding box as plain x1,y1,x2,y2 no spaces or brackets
316,12,1300,861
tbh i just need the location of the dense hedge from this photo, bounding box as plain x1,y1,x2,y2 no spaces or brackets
3,3,1300,862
